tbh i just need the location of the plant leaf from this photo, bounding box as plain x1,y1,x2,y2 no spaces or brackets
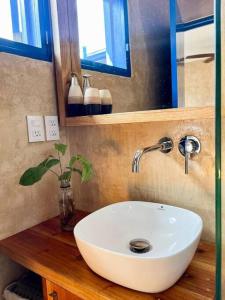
69,155,78,168
66,166,82,176
55,143,67,155
68,155,93,182
76,155,93,182
81,164,93,182
59,171,72,182
38,158,50,167
45,158,60,169
20,157,60,186
72,168,82,176
19,166,48,186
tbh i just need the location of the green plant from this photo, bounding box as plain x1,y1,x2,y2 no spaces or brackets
19,143,93,186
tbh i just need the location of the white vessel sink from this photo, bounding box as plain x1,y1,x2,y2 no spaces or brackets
74,201,202,293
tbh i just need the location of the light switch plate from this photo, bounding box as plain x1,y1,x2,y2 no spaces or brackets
27,116,45,142
44,116,60,141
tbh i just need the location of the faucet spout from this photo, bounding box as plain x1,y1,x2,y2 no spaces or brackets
132,137,173,173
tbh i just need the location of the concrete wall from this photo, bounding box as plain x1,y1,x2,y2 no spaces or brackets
0,53,69,297
69,118,215,242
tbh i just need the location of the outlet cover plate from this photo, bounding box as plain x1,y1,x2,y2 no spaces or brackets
27,116,45,143
44,116,60,141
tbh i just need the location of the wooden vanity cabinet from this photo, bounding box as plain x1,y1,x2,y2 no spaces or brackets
43,279,82,300
0,214,216,300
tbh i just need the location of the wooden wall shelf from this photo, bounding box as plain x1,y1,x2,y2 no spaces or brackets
65,106,214,127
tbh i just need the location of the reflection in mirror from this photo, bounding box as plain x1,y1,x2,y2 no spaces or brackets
0,0,42,48
77,0,131,77
174,0,214,108
74,0,215,114
75,0,172,113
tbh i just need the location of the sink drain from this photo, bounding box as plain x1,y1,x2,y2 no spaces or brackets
129,239,152,253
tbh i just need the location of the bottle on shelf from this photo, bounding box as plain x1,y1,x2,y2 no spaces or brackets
67,73,84,117
83,74,101,115
82,74,92,95
99,89,112,114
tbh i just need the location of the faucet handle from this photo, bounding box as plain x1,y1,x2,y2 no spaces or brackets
159,137,174,153
185,151,190,174
178,136,201,174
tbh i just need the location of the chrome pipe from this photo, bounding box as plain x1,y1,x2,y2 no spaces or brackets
132,137,173,173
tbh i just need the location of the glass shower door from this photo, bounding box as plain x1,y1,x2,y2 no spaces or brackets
221,0,225,294
216,0,224,298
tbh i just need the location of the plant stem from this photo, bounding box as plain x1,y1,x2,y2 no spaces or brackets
58,151,63,176
49,169,59,178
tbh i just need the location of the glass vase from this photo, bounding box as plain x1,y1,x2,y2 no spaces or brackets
58,181,76,231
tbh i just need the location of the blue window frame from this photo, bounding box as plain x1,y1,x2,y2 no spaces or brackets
77,0,131,77
0,0,52,62
176,15,214,32
170,0,178,108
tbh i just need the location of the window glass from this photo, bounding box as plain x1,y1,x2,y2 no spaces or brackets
0,0,42,48
77,0,131,76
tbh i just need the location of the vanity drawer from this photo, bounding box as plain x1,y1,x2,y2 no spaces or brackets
43,279,83,300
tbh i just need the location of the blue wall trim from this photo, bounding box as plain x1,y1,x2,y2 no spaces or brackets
0,38,51,62
170,0,178,108
176,15,214,32
0,0,52,62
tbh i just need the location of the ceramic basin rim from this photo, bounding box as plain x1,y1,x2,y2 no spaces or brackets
74,201,203,260
75,232,202,261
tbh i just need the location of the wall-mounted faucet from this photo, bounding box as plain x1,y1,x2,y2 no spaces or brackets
178,136,201,174
132,137,173,173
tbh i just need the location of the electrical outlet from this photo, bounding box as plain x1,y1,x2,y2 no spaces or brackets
27,116,45,143
44,116,60,141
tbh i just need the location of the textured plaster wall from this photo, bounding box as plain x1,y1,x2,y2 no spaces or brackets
0,53,69,297
184,60,214,107
177,0,214,23
69,118,215,243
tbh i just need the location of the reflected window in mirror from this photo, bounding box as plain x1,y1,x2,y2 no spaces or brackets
0,0,51,61
77,0,131,77
170,0,215,108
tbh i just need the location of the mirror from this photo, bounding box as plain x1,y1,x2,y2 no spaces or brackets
0,0,42,48
77,0,131,77
75,0,172,113
174,0,214,108
71,0,215,114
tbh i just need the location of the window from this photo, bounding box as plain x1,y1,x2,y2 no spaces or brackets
0,0,51,61
77,0,131,77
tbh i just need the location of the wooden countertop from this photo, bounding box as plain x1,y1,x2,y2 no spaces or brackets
0,211,215,300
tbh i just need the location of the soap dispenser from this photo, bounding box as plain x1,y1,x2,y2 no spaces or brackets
82,74,92,94
67,73,84,117
83,74,101,115
100,89,112,114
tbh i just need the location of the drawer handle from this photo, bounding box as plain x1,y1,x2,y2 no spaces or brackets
49,291,58,300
